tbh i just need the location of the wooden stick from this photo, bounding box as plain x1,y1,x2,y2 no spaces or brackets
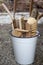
2,3,14,31
15,28,29,32
37,14,43,20
19,16,25,30
12,0,16,30
14,0,16,18
2,3,13,21
19,17,22,29
14,0,16,13
29,0,33,16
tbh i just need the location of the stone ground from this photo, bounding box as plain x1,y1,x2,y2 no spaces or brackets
0,24,43,65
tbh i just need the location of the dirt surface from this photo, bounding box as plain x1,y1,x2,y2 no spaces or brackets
0,24,43,65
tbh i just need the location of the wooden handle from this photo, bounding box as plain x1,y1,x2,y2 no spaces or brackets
15,28,29,32
19,18,22,29
14,0,16,13
30,0,33,16
37,14,43,20
2,3,15,30
2,3,13,21
14,0,16,19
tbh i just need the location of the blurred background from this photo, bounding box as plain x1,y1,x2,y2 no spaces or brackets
0,0,43,24
0,0,43,12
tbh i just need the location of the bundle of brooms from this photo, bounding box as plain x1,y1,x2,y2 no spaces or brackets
12,8,43,38
12,0,38,38
12,0,43,38
1,2,43,38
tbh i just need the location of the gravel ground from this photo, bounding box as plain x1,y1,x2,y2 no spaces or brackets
0,24,43,65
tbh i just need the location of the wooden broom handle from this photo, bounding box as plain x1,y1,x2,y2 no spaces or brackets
14,0,16,15
2,3,15,30
2,3,13,20
14,0,22,30
30,0,34,16
15,28,29,32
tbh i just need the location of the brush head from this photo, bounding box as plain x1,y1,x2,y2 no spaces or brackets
27,17,37,24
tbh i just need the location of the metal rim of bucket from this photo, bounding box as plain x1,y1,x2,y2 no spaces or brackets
9,30,40,38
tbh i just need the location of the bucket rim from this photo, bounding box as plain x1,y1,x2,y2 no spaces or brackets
9,30,40,38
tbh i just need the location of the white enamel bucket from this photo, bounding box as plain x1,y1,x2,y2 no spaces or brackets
10,31,39,65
